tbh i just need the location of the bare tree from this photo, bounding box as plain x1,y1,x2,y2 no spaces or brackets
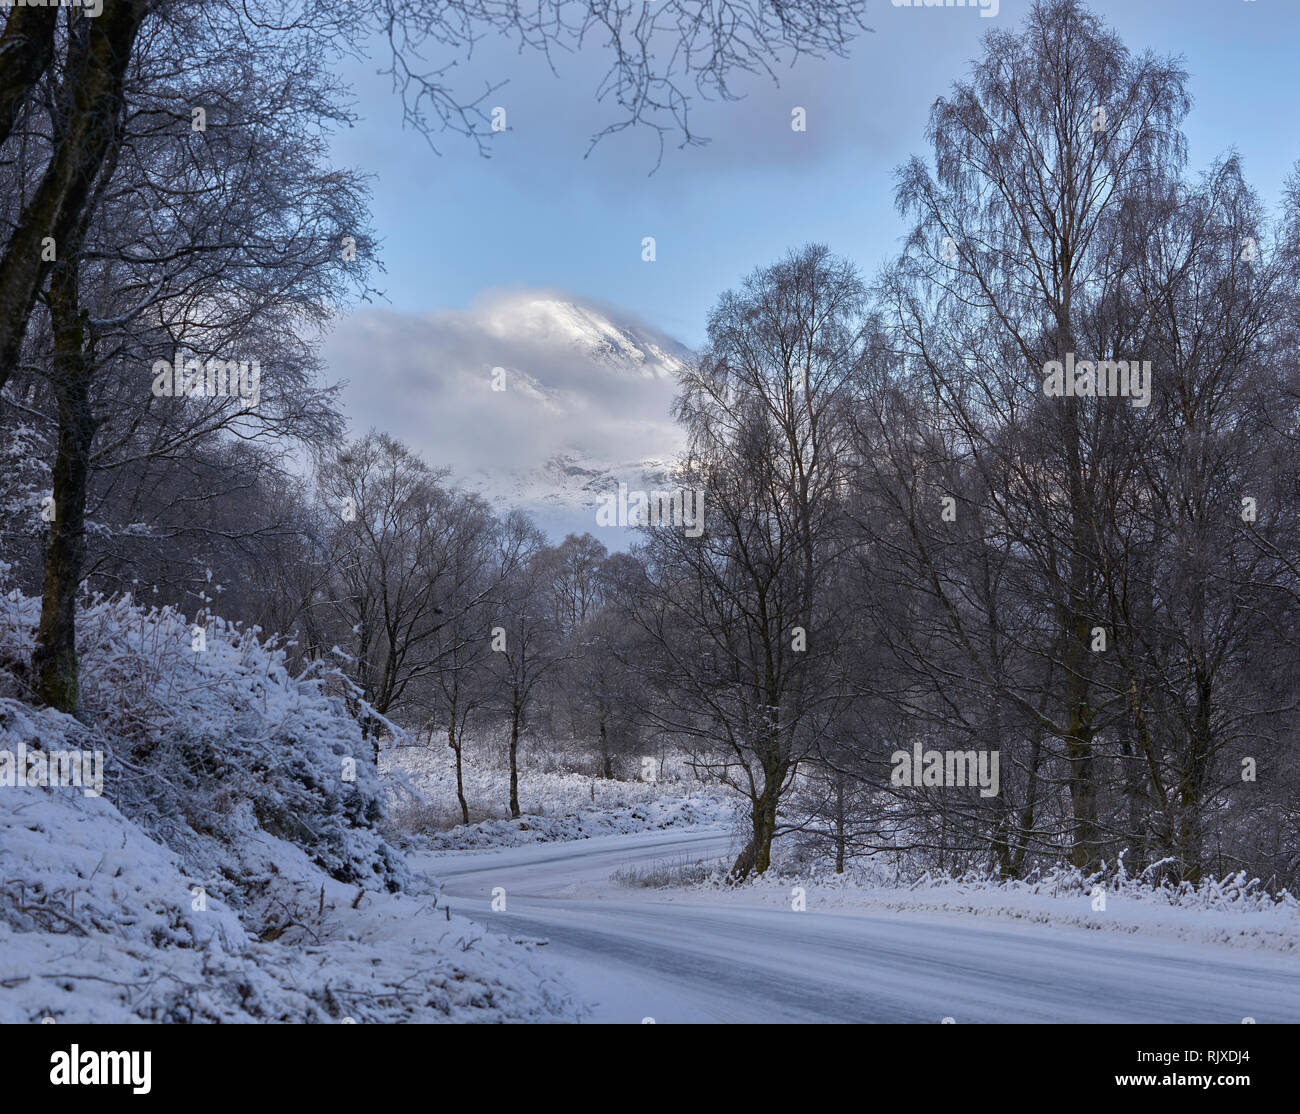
13,9,369,713
883,0,1190,870
626,244,864,879
489,515,560,818
426,494,501,824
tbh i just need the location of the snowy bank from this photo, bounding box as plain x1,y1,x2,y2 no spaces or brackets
655,858,1300,954
0,587,580,1022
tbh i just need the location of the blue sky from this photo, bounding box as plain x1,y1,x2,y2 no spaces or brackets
327,0,1300,349
317,0,1300,544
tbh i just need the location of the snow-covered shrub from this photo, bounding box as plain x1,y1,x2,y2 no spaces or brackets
0,586,408,896
0,705,579,1022
0,585,585,1023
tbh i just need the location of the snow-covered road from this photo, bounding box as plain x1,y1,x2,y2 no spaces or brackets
418,829,1300,1023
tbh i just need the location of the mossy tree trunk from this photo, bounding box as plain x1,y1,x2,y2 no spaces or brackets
32,256,96,715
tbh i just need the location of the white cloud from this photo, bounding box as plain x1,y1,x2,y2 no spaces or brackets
321,289,692,537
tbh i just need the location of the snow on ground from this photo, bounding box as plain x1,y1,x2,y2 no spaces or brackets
381,740,738,850
422,829,1300,1023
0,724,580,1023
658,866,1300,956
0,585,582,1023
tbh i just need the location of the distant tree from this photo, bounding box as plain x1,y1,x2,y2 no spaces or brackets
426,494,502,824
489,516,562,818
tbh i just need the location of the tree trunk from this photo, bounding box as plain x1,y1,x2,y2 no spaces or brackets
0,0,148,396
833,771,846,874
32,257,95,716
1119,735,1148,876
1055,311,1102,874
598,710,613,779
1064,671,1101,871
1176,669,1214,883
0,5,57,150
731,774,780,881
508,689,522,819
1009,728,1044,878
449,721,469,825
1061,418,1101,872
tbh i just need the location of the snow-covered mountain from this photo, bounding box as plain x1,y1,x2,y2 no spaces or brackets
474,295,690,380
323,290,693,541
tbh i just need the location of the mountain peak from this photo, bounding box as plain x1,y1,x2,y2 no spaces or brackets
476,291,690,381
326,288,692,544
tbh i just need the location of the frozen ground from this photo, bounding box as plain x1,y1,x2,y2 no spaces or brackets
419,829,1300,1024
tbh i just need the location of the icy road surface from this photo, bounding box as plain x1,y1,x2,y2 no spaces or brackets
417,829,1300,1024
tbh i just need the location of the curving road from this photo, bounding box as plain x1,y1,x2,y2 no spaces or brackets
415,829,1300,1024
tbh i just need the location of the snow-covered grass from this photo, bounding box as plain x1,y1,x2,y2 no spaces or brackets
0,760,579,1021
0,584,581,1022
610,855,719,888
644,852,1300,954
381,737,737,851
0,588,406,891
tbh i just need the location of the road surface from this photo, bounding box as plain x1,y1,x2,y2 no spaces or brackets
415,828,1300,1023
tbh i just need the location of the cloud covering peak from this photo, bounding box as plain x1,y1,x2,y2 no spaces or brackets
322,289,693,538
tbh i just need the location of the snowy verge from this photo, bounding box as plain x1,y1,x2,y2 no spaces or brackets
647,861,1300,954
0,745,581,1022
0,583,582,1023
0,589,407,892
382,744,737,851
